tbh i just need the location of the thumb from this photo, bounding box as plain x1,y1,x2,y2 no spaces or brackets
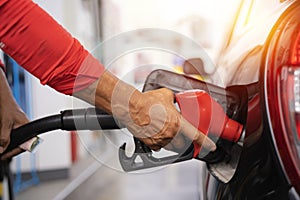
180,117,216,152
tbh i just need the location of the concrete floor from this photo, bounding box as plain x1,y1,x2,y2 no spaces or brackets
13,130,207,200
14,154,206,200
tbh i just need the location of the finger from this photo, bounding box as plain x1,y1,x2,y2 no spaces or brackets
140,137,162,152
164,142,175,151
1,147,25,160
180,117,216,152
164,138,188,153
160,88,175,103
165,133,188,152
13,110,30,129
0,122,12,153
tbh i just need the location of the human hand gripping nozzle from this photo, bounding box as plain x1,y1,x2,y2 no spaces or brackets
118,89,244,172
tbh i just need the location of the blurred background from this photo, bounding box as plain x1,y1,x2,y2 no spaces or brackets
0,0,250,199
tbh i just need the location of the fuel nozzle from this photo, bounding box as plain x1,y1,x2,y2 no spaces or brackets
118,89,244,172
175,90,243,157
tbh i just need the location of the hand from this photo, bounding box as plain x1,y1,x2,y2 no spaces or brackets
0,70,29,156
74,71,216,152
120,88,183,151
124,88,215,152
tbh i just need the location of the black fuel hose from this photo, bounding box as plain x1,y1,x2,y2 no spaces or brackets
3,108,119,155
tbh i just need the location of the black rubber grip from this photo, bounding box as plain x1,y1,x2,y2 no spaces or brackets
61,108,120,130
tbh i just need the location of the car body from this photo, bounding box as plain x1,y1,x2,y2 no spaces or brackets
200,0,300,199
138,0,300,199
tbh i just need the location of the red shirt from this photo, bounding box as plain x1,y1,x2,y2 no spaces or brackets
0,0,104,95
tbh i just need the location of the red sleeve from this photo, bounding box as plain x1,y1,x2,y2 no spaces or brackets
0,0,104,95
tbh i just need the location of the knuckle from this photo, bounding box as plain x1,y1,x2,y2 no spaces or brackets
151,146,160,151
161,88,172,95
164,131,175,140
0,138,9,147
193,133,204,145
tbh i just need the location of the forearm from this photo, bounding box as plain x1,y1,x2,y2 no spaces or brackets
74,70,216,152
73,70,141,116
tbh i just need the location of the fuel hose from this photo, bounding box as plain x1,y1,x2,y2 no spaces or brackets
3,108,119,155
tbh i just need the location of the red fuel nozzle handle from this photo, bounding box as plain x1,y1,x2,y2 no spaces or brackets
175,90,243,157
119,90,240,171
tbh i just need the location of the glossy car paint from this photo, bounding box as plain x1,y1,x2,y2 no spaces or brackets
203,1,300,199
